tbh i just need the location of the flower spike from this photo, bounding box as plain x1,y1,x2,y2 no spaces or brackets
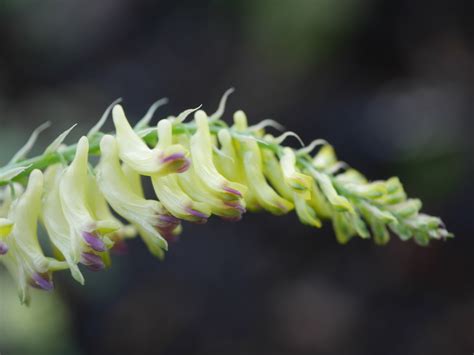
0,91,453,303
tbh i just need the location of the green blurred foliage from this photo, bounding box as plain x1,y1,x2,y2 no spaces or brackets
0,271,79,355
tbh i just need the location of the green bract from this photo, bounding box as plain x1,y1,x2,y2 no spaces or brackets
0,92,453,304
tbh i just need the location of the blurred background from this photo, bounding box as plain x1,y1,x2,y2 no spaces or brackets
0,1,473,354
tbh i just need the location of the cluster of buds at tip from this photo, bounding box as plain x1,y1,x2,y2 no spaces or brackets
0,90,453,304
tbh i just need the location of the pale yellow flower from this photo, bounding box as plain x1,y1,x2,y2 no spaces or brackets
97,135,178,258
1,170,67,304
113,105,189,176
59,137,121,271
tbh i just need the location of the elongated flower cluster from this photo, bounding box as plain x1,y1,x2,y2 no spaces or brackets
0,91,452,304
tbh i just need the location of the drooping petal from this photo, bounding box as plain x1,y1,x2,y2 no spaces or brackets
151,173,211,223
59,136,119,269
42,165,84,284
3,170,66,303
97,135,174,257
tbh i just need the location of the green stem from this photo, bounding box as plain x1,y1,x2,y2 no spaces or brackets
0,119,452,244
0,122,285,187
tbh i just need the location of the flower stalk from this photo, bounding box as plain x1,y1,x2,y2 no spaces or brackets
0,91,453,304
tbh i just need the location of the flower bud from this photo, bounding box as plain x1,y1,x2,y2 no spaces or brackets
233,112,293,215
332,212,356,244
386,199,422,219
215,129,260,210
375,177,407,204
260,148,294,201
334,169,367,184
313,144,338,171
279,147,312,199
260,148,321,227
341,181,388,199
311,169,354,213
292,192,322,228
307,180,333,219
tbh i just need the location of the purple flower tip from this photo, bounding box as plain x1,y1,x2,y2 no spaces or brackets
82,231,106,252
224,201,246,214
0,242,9,255
158,214,180,226
223,186,242,198
31,273,54,291
276,202,290,214
111,239,128,255
81,252,105,272
221,215,243,222
186,207,209,220
161,153,190,173
161,152,185,164
176,159,191,173
163,233,180,243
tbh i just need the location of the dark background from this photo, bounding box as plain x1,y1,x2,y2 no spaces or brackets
0,1,473,354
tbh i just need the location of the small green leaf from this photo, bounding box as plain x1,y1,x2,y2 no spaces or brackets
44,124,77,155
0,165,32,182
9,122,51,164
87,98,122,137
135,98,169,130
